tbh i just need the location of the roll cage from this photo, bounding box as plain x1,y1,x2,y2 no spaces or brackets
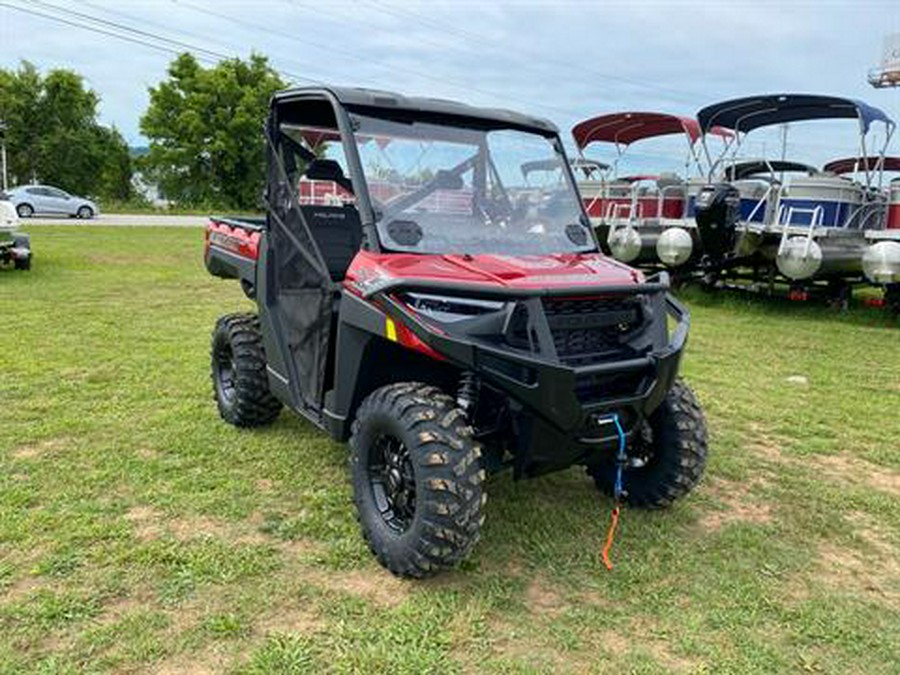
266,86,584,261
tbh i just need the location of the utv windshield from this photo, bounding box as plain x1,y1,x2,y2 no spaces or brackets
351,114,594,255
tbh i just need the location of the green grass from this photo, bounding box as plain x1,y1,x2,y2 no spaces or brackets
1,226,898,674
100,198,263,217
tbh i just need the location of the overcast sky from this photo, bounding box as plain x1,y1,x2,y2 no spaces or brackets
2,0,899,171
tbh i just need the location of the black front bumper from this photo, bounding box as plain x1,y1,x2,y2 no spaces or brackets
377,274,689,474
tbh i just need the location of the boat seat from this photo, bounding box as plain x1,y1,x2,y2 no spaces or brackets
656,172,683,189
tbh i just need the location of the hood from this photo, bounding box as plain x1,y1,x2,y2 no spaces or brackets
346,251,643,292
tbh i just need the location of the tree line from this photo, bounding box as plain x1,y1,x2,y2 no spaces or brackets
0,53,285,210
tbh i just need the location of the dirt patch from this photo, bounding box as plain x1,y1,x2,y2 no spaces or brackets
274,538,327,560
255,604,323,636
10,437,71,460
813,541,899,608
125,506,273,546
698,477,773,533
136,447,160,460
255,478,275,492
599,629,629,656
125,505,164,541
151,644,233,675
92,587,158,627
745,422,788,463
745,423,900,498
470,617,570,673
787,516,899,610
308,568,411,608
0,575,49,606
524,578,565,616
809,454,900,497
167,514,270,546
624,617,699,673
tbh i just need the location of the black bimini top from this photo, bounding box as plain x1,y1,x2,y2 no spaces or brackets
273,86,559,135
697,94,894,135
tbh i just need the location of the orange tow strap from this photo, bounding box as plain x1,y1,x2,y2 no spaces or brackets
601,505,621,571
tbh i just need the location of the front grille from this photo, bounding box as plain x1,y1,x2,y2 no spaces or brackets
505,303,540,354
542,297,643,366
574,369,650,404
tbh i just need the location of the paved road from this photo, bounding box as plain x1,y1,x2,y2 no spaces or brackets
24,213,208,227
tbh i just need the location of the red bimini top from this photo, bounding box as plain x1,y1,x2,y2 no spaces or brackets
573,112,702,150
823,156,900,175
572,112,733,150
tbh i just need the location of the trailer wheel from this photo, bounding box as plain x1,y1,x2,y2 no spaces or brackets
350,383,486,578
589,379,708,509
12,235,30,270
827,281,851,311
210,313,282,427
886,284,900,315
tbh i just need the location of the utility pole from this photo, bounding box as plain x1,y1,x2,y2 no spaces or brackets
0,121,7,192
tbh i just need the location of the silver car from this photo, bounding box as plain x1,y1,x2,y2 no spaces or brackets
4,185,99,219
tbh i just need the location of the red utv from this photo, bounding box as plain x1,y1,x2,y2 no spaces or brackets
205,87,708,577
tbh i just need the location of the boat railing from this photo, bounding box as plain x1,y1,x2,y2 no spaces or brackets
657,184,687,222
606,201,635,220
776,204,824,260
606,202,636,235
745,183,779,225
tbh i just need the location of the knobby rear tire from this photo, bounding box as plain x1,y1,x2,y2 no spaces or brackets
210,313,282,428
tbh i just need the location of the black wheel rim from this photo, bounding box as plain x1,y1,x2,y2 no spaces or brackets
368,433,416,533
213,342,237,405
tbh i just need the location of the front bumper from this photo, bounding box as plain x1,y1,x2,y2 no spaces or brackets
378,274,689,474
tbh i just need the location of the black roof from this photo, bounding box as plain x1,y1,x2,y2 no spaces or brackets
697,94,893,134
273,86,559,135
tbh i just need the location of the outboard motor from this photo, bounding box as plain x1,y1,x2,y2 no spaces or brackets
693,183,741,263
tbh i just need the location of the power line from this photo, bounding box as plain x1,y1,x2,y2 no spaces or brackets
11,0,323,85
355,0,709,105
12,0,851,167
0,1,222,64
170,0,584,120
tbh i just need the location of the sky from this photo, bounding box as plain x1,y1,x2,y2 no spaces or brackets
2,0,900,173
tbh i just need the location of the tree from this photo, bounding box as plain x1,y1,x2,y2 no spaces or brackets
0,61,132,199
140,53,285,209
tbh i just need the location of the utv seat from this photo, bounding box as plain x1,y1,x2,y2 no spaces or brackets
299,204,362,282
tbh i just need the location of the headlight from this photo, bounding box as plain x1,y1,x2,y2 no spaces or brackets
402,293,506,323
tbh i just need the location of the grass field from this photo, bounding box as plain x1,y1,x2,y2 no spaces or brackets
1,226,898,674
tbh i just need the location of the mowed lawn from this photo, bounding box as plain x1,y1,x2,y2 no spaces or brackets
1,226,898,674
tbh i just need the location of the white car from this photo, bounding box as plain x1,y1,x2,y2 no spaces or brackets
4,184,99,219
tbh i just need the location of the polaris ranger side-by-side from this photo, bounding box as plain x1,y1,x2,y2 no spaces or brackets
205,87,708,578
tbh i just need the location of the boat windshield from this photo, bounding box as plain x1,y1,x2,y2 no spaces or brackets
351,114,594,255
